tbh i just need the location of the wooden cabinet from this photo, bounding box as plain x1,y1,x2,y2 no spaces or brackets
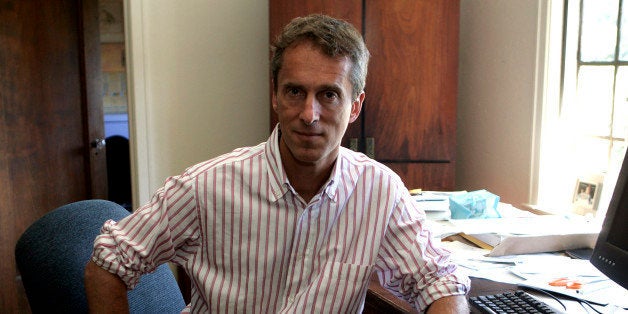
269,0,459,191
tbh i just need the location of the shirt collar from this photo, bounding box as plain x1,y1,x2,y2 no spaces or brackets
265,124,289,202
265,124,339,203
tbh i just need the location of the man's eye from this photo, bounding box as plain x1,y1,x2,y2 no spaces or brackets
323,91,338,100
287,88,301,96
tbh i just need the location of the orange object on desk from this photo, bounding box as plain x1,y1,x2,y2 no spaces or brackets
548,277,582,289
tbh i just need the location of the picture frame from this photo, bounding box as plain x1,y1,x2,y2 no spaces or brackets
571,175,603,216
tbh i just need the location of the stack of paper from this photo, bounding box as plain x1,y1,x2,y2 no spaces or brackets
412,191,466,221
450,215,601,256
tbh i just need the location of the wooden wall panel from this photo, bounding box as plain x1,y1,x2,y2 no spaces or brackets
364,0,459,163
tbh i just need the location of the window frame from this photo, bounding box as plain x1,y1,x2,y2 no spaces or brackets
535,0,627,216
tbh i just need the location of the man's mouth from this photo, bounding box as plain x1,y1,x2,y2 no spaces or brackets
294,130,322,139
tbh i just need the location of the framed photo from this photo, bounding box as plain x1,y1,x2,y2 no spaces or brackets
572,175,603,216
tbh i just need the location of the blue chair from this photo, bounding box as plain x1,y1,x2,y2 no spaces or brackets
15,200,186,313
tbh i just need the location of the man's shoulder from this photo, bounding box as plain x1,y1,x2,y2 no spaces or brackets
338,147,402,181
184,142,266,177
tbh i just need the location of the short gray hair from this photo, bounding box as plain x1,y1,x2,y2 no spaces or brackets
270,14,370,99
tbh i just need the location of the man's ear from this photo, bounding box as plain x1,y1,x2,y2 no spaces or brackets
349,92,365,123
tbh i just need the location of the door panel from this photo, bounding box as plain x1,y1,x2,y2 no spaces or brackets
84,0,108,199
384,162,455,191
0,0,105,311
364,0,459,162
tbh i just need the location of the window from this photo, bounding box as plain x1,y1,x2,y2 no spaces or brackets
537,0,627,217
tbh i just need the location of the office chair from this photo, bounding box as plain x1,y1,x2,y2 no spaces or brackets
15,200,186,313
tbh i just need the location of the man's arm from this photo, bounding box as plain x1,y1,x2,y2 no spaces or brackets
84,260,129,313
426,295,469,313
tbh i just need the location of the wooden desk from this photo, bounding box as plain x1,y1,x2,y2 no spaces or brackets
363,236,494,313
363,274,417,313
364,276,520,313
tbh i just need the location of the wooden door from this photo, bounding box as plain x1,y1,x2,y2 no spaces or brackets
0,0,106,311
268,0,364,147
364,0,459,190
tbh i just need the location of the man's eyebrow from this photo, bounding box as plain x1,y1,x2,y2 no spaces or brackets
280,81,300,88
320,84,345,97
279,82,304,92
280,82,345,97
320,84,342,91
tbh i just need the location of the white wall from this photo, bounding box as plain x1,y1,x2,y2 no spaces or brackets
456,1,547,206
126,0,270,206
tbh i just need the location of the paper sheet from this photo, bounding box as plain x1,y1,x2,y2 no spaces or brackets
448,215,601,256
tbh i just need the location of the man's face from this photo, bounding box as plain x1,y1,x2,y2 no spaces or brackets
272,41,364,169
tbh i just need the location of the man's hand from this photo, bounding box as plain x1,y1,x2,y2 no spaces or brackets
426,295,469,313
84,260,129,313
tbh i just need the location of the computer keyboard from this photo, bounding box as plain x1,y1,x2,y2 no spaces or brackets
469,290,561,314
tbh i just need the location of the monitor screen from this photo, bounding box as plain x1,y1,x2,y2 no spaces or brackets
590,149,628,290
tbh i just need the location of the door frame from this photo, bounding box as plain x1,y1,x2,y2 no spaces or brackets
123,0,151,208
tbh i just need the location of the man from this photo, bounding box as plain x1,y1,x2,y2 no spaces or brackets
85,14,470,313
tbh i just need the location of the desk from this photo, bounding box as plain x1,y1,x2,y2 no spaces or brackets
362,204,626,313
363,274,416,313
364,276,618,313
363,275,517,313
363,276,527,313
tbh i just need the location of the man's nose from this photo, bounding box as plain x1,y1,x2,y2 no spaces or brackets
300,95,320,125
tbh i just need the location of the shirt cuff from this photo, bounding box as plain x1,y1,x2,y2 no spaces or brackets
90,220,143,290
418,272,471,311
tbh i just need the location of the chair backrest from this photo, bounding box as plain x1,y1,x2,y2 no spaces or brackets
15,199,186,313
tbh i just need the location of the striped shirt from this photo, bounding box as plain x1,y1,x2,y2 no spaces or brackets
92,125,470,313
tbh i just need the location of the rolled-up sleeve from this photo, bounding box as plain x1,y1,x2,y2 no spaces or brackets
91,172,201,289
375,192,470,312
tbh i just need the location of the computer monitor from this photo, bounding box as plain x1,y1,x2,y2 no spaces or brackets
590,149,628,290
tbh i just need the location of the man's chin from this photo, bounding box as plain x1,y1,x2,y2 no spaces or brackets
291,151,323,165
280,137,336,166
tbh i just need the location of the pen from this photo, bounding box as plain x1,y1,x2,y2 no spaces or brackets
576,285,609,295
576,279,612,295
